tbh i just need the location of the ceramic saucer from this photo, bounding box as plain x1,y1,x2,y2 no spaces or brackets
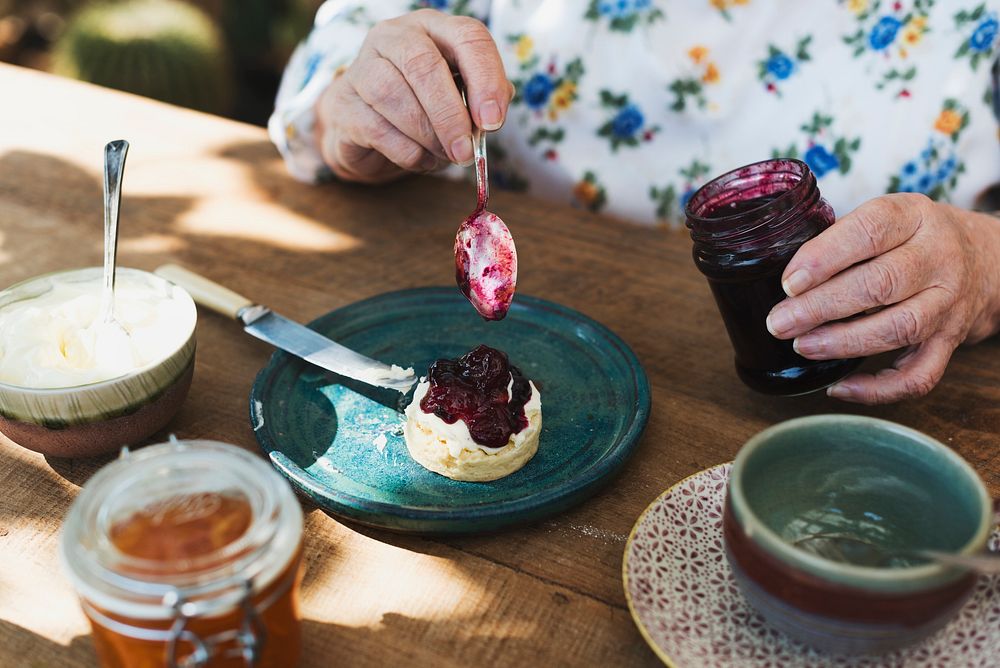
623,463,1000,667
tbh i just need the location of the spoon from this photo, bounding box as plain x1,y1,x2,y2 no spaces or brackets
793,532,1000,575
454,82,517,321
100,139,129,328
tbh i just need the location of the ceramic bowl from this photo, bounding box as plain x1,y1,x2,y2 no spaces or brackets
724,415,993,655
0,267,196,457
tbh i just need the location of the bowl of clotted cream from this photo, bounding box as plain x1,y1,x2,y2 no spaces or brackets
0,267,196,457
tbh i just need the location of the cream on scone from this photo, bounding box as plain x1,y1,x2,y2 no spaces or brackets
403,345,542,482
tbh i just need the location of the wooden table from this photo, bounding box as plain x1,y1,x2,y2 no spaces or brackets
1,63,998,667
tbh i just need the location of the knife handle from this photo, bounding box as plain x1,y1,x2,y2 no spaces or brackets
155,264,254,320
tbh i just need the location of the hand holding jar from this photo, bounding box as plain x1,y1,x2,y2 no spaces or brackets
767,194,1000,404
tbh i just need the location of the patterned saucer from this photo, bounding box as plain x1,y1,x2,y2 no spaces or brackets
623,463,1000,667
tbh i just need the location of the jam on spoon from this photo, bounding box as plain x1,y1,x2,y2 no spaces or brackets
420,345,532,449
454,81,518,321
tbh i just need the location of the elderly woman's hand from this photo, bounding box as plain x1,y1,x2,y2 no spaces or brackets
314,9,512,183
766,194,1000,404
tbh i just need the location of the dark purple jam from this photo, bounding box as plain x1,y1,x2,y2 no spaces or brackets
686,159,863,395
712,195,779,217
419,345,532,448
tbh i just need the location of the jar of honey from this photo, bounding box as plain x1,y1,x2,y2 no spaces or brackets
61,439,304,667
685,159,863,395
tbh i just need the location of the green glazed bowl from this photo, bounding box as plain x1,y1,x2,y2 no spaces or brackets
724,415,994,654
0,267,197,457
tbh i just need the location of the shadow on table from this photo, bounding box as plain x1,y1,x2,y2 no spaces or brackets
0,430,189,497
0,618,94,666
317,518,484,563
0,435,91,522
43,452,116,488
0,615,537,667
0,150,196,275
301,614,545,665
41,414,196,489
213,139,475,266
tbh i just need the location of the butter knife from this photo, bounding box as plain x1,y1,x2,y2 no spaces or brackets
154,264,417,393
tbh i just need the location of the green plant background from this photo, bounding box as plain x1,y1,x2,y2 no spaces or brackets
0,0,323,124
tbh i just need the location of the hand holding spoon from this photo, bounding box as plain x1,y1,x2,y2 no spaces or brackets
454,83,517,321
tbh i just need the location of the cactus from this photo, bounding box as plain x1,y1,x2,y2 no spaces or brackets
269,0,325,65
53,0,231,114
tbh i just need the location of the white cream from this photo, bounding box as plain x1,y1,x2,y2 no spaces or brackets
404,377,541,458
0,272,194,389
356,363,415,385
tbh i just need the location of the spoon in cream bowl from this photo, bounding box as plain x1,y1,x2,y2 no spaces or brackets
100,141,128,317
454,82,517,321
81,139,138,368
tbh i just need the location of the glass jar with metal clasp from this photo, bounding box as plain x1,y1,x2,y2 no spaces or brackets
61,438,304,667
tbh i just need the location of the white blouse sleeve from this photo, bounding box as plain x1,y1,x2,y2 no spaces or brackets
268,0,492,183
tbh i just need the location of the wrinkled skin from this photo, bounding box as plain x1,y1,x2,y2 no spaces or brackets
767,193,1000,404
314,9,513,182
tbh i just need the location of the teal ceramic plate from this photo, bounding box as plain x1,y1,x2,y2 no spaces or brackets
250,287,650,534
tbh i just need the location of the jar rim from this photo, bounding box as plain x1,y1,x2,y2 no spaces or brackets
685,158,817,244
61,439,302,620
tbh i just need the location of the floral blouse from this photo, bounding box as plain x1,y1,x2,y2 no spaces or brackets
269,0,1000,227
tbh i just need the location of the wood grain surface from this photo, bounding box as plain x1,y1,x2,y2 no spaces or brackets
1,63,998,667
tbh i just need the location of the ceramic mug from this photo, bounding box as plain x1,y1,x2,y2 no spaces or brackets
723,414,995,655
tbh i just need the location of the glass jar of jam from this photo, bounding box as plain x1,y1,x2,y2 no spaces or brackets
685,159,863,395
61,439,304,667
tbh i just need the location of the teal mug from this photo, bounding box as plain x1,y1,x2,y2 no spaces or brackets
724,414,996,654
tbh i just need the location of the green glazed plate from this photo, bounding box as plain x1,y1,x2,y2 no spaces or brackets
250,287,650,534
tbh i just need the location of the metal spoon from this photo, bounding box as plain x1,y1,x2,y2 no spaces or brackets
793,532,1000,574
100,139,129,328
454,83,517,321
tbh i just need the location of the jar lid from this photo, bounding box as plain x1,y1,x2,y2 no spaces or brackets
61,439,302,620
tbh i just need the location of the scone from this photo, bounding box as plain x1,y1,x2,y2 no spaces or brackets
403,345,542,482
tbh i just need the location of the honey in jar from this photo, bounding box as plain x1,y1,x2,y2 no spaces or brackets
61,439,304,667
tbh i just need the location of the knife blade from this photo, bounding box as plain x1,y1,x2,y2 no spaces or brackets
155,264,417,393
